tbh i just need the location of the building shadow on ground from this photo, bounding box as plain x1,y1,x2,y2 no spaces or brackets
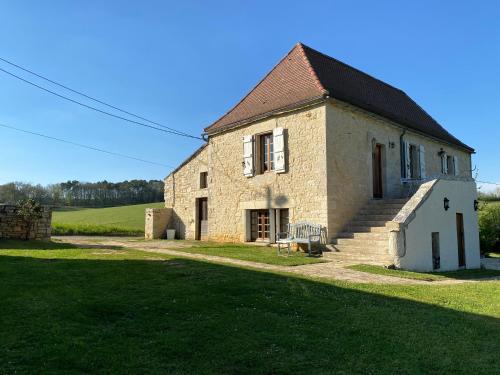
0,251,498,374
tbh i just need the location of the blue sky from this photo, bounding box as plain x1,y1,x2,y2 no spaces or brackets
0,1,498,190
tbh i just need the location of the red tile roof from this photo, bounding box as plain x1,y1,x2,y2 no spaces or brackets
204,43,473,152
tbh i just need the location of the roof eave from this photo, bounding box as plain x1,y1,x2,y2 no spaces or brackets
204,95,327,136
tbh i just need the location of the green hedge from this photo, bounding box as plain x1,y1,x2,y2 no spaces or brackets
52,223,142,237
479,203,500,253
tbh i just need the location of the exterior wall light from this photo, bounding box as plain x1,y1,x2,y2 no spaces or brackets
474,199,479,211
444,197,450,211
438,148,445,157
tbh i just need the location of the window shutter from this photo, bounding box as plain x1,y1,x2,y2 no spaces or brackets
273,127,286,173
453,156,459,176
243,135,254,177
441,153,448,174
404,141,411,178
418,145,426,179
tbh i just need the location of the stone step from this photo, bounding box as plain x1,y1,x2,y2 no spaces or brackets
359,208,401,215
368,198,408,205
349,220,389,227
327,244,390,255
334,232,389,240
354,214,397,221
331,238,387,247
365,201,407,208
348,225,388,233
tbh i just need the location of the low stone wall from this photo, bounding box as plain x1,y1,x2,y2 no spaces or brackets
145,208,173,239
0,204,52,240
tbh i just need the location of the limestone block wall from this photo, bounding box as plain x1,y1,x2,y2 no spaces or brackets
325,100,472,238
0,204,52,240
164,145,209,239
207,104,328,242
145,208,173,239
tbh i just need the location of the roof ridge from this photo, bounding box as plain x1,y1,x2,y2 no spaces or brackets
205,44,317,132
296,43,329,95
300,43,406,94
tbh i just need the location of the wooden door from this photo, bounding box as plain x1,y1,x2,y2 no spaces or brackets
372,144,383,198
197,198,208,240
250,210,270,241
456,213,466,267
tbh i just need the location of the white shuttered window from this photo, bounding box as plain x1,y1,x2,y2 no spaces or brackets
273,127,286,173
418,145,426,179
243,135,254,177
453,156,459,176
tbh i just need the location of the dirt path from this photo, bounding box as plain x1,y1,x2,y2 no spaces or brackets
54,236,499,285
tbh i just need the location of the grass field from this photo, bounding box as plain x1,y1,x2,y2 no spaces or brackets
52,202,164,235
1,239,499,374
347,264,500,281
134,240,325,266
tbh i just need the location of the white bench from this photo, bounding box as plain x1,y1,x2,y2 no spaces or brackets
276,221,323,256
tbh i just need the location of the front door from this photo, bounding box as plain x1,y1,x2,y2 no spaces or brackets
456,213,466,267
372,144,383,198
197,198,208,240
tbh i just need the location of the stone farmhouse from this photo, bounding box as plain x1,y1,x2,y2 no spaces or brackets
153,43,480,272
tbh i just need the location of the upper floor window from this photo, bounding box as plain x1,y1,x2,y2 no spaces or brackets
402,141,425,179
441,152,458,176
242,128,286,177
260,133,274,173
446,155,454,175
199,171,208,189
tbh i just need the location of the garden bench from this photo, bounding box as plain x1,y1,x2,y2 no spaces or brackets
276,221,322,256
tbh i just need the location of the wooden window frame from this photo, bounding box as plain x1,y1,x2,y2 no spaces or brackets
258,132,274,174
408,144,419,179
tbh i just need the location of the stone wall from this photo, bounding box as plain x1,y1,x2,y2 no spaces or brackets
144,207,173,239
325,99,472,238
0,204,52,240
165,104,328,242
164,145,209,239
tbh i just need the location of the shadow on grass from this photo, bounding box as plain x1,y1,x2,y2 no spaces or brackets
0,252,499,374
348,264,500,282
0,239,124,251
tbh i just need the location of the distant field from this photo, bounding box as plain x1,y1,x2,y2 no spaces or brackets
52,202,164,236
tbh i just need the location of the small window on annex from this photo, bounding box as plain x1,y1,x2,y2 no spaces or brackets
432,232,440,270
199,172,208,189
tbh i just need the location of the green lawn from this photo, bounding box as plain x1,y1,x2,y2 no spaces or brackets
52,202,164,235
1,240,499,374
347,264,500,281
168,242,325,266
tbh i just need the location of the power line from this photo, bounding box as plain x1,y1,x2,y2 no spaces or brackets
0,122,175,169
0,66,203,140
0,55,197,139
477,180,500,186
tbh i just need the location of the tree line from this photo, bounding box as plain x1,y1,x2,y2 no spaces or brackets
0,180,164,207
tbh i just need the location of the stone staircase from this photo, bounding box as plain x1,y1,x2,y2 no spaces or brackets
324,198,408,265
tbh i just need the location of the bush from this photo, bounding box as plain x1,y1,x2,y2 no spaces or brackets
51,223,142,237
478,203,500,253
